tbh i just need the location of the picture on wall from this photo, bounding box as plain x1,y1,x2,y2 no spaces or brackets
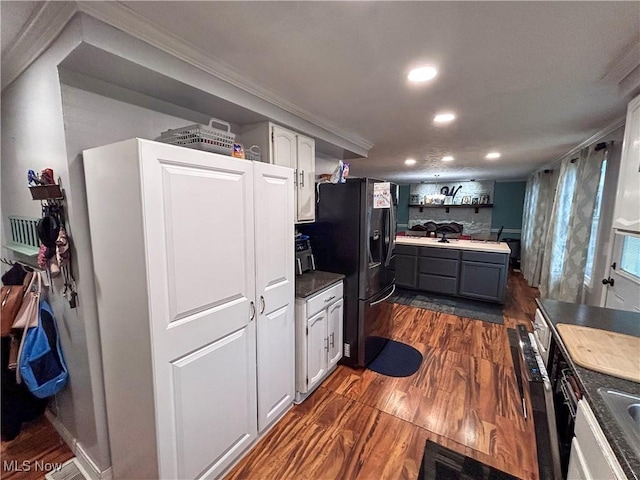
461,196,471,205
480,194,490,205
472,197,479,205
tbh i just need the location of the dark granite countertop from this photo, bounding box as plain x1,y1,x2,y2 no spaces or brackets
537,298,640,480
295,270,345,299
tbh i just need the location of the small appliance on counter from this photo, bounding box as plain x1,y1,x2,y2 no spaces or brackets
295,233,315,275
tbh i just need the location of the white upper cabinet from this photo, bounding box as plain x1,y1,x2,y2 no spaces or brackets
613,94,640,232
296,135,316,222
241,122,316,223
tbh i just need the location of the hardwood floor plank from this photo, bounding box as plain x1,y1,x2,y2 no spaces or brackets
4,271,541,480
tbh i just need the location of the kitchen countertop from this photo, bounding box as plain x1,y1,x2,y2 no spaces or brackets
295,270,345,299
395,236,511,254
537,298,640,479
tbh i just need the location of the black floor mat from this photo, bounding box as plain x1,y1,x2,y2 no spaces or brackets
366,337,423,377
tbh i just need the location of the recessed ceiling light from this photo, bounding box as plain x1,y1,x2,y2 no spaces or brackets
407,66,438,83
442,156,454,162
405,158,416,165
433,113,456,124
486,152,501,159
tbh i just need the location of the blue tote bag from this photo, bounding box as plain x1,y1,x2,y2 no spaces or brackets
17,298,68,398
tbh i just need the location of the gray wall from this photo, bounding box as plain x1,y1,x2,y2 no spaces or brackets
0,16,112,472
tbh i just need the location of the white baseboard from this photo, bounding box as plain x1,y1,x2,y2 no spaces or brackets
45,411,113,480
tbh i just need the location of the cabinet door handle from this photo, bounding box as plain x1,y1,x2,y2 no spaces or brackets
324,337,329,351
260,295,265,314
330,332,335,348
324,295,336,303
293,168,298,187
250,301,256,321
300,170,305,187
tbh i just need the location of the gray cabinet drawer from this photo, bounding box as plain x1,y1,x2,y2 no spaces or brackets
419,247,460,259
395,245,419,256
418,274,457,295
419,257,458,277
461,250,508,265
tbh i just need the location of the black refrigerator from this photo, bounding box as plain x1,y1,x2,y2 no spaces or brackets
299,178,398,367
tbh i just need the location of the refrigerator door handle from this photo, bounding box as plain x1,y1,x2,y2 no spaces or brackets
371,284,396,306
384,203,396,267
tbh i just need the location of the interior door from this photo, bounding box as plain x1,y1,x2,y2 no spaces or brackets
254,162,295,432
139,142,257,479
604,232,640,312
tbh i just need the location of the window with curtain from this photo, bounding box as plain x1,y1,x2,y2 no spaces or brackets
584,157,608,283
549,162,578,289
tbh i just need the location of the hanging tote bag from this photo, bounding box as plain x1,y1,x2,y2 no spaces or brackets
11,272,40,331
1,271,34,337
17,299,68,398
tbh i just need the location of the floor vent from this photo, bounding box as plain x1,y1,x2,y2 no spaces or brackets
45,458,90,480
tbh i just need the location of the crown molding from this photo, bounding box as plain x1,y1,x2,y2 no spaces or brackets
540,115,626,171
604,39,640,86
74,1,373,151
1,1,78,91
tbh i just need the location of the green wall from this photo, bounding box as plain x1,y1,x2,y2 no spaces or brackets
397,184,410,228
491,181,526,239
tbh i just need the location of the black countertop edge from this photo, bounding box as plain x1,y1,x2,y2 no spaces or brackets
295,270,345,299
537,299,640,480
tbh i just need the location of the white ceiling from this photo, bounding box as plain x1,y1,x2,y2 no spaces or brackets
3,1,639,183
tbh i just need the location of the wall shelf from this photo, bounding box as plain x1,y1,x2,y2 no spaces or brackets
409,204,493,214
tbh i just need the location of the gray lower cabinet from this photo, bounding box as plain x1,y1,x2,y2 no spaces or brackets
458,251,509,303
392,244,509,303
393,245,419,288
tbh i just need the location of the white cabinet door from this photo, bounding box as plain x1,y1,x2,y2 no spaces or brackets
296,135,315,222
613,94,640,232
327,298,343,369
254,162,295,432
139,142,257,479
306,309,328,392
271,125,297,170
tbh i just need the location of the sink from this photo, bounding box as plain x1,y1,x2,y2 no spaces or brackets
629,404,640,427
598,388,640,456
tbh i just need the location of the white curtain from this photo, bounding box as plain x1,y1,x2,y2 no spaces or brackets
521,170,555,286
538,145,606,301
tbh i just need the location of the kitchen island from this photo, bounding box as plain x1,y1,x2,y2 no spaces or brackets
392,236,511,303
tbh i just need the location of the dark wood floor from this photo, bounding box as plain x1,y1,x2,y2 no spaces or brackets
0,415,74,480
227,271,540,480
1,271,540,480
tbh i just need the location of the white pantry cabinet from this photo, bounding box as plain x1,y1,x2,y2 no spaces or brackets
613,94,640,232
295,281,343,403
83,139,294,479
241,122,316,223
